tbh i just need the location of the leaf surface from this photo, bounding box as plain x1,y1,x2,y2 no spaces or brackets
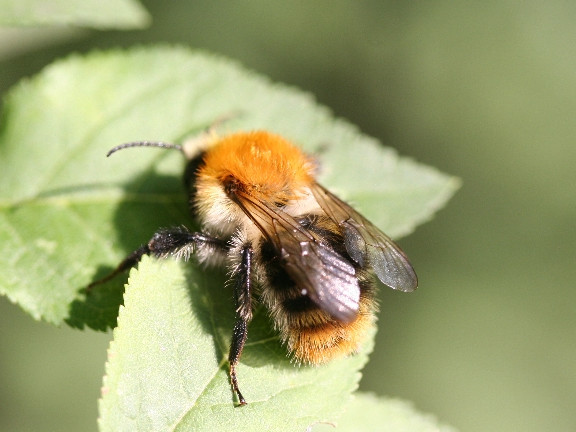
312,393,458,432
99,256,373,431
0,46,459,430
0,46,458,329
0,0,150,29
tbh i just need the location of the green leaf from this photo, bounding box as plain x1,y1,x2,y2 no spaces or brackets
312,392,458,432
0,46,459,330
99,256,374,431
0,0,150,29
0,46,458,431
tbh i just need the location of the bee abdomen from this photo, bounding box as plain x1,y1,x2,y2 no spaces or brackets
285,297,376,365
263,270,377,364
257,219,378,364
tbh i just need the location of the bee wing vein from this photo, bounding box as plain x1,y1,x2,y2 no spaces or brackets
234,191,361,321
311,184,418,292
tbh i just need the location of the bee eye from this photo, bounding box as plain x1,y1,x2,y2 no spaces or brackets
223,176,240,196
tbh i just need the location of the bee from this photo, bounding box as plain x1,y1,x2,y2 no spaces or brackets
90,130,418,405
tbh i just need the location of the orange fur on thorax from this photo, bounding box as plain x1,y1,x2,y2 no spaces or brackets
199,131,315,202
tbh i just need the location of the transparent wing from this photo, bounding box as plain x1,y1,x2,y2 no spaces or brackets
232,190,360,322
311,184,418,292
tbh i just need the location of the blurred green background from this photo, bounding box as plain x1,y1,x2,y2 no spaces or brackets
1,1,575,431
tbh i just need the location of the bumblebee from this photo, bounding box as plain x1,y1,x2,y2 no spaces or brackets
91,130,417,405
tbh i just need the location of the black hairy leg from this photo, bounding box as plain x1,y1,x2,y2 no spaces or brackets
87,226,228,291
228,244,254,406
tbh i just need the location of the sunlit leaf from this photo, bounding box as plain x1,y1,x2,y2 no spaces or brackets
0,46,459,430
0,46,458,330
99,256,374,431
312,392,458,432
0,0,150,29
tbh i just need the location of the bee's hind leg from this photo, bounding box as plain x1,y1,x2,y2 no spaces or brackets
228,244,254,406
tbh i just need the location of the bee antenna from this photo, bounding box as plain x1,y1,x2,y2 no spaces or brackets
106,141,184,157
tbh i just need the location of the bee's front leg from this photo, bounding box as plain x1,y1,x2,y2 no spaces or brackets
87,226,228,290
